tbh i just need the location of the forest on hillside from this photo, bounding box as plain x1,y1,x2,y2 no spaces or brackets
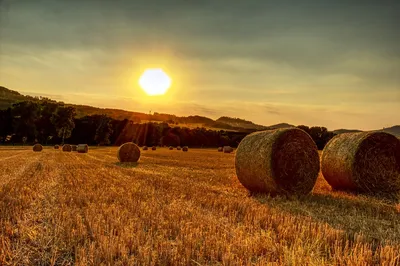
0,100,336,149
0,86,264,131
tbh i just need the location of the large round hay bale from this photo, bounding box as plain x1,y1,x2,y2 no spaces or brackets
142,146,148,151
33,144,43,152
117,142,141,163
62,144,72,152
235,128,320,195
218,147,223,152
177,146,182,150
77,144,89,153
169,146,173,150
152,146,157,151
72,145,77,151
182,146,188,152
54,145,59,149
223,146,233,153
321,131,400,194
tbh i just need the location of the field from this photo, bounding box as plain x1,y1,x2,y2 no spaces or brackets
0,147,399,265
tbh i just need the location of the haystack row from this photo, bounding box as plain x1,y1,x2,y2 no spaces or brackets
62,144,72,152
77,144,89,153
33,144,43,152
117,142,141,163
223,146,233,153
321,131,400,195
235,128,320,196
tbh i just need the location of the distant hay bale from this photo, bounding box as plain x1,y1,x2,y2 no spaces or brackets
152,146,157,151
169,146,174,150
72,145,77,151
218,147,223,152
54,145,59,149
235,128,320,195
117,142,141,163
223,146,233,153
33,144,43,152
77,144,89,153
62,144,72,152
321,131,400,195
182,146,188,152
142,146,148,151
177,146,182,150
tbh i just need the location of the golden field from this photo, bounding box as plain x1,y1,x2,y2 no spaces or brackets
0,147,399,265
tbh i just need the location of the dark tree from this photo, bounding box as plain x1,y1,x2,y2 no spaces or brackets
94,115,113,145
297,125,310,134
51,106,76,144
36,101,58,144
0,108,13,143
12,101,40,142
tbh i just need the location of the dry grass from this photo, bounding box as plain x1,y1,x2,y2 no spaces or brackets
0,146,399,265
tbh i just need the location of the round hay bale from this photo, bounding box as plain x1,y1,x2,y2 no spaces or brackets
62,144,72,152
321,131,400,194
235,128,320,195
152,146,157,151
117,142,141,163
223,146,233,153
33,144,43,152
177,146,182,150
77,144,89,153
182,146,188,152
142,146,148,151
169,146,174,150
218,147,223,152
71,145,77,151
54,145,59,149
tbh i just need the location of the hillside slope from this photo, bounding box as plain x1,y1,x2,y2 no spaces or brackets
0,86,32,109
382,126,400,137
333,126,400,137
216,117,267,130
0,86,264,131
2,86,397,134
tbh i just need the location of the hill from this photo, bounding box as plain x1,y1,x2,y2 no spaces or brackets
2,86,397,134
267,123,295,129
0,86,33,109
216,116,268,130
0,86,265,131
382,125,400,137
333,126,400,137
333,129,363,134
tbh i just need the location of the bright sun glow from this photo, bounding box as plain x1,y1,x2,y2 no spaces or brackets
139,68,171,96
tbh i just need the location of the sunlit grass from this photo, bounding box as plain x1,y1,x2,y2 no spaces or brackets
0,147,399,265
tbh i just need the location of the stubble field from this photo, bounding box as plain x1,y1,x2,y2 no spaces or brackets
0,147,399,265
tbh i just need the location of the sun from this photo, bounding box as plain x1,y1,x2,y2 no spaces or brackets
138,68,172,96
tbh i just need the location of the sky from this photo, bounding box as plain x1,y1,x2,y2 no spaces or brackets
0,0,399,130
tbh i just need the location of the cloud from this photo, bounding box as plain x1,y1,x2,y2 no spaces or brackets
0,0,398,130
20,91,65,100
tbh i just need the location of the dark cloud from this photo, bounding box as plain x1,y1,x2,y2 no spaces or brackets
2,0,399,53
2,0,398,89
0,0,399,129
263,106,281,116
183,104,219,117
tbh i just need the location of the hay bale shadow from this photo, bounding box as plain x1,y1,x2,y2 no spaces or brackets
253,192,400,246
114,162,139,168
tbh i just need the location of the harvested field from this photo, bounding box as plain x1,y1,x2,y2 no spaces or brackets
0,146,399,265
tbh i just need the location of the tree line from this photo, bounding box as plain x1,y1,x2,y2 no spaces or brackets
0,100,336,149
